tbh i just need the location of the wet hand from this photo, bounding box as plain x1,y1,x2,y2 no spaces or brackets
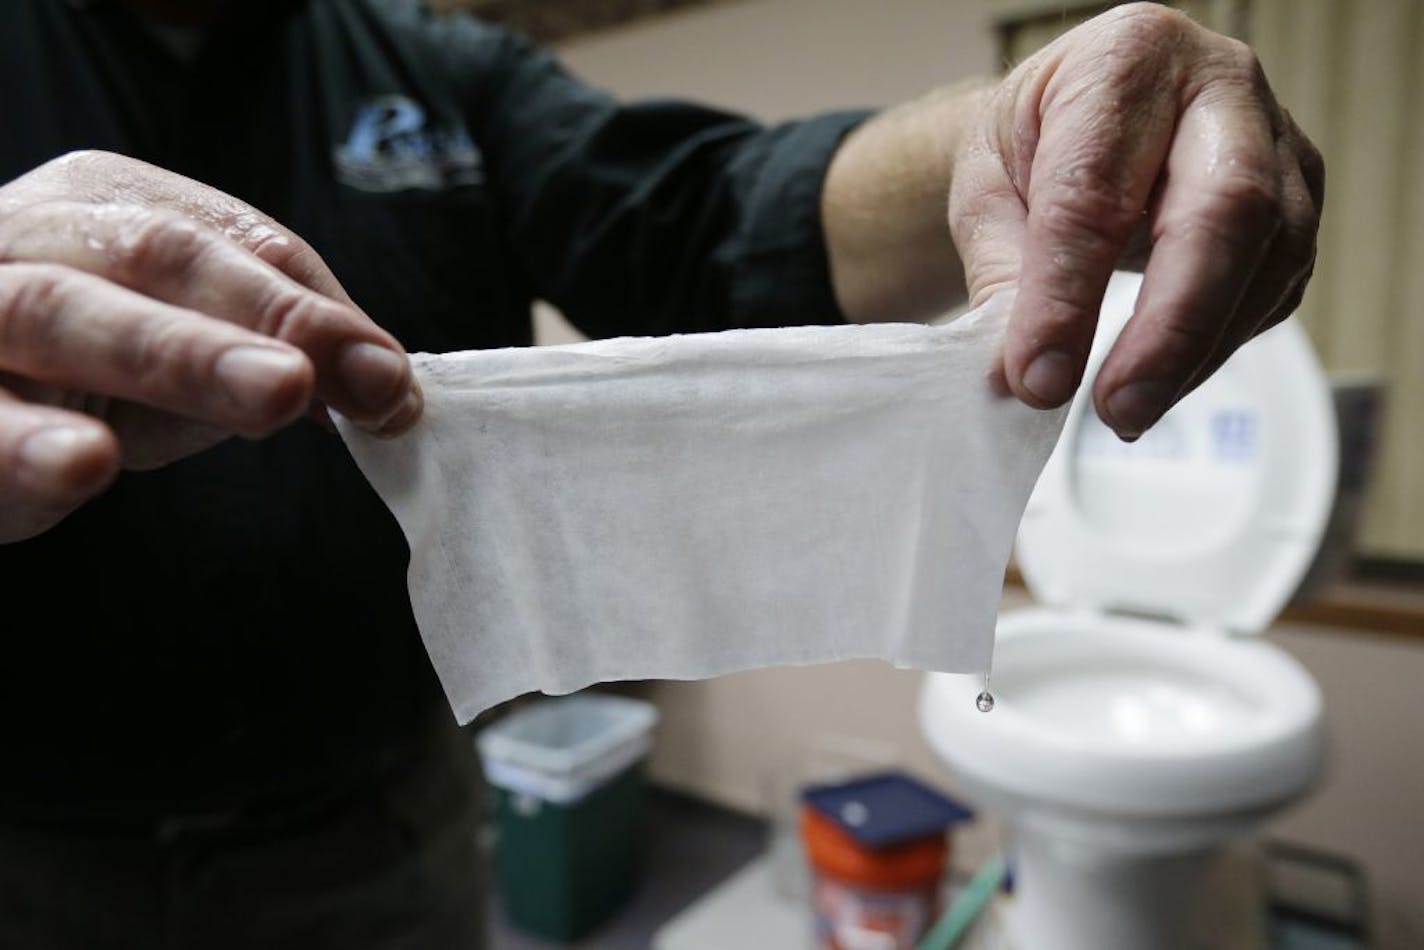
951,3,1322,439
0,150,421,541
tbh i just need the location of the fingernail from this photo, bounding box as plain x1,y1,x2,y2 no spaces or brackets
215,345,308,413
1020,349,1078,406
19,427,91,479
1105,379,1176,439
337,342,412,421
375,379,424,437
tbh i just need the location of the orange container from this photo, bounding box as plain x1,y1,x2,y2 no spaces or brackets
801,805,949,949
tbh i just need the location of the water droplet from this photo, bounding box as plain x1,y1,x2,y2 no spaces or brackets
976,671,995,713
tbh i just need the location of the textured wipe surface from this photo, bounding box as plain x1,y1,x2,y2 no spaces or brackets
339,293,1067,722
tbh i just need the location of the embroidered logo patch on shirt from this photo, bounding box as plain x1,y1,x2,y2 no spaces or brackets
334,94,483,192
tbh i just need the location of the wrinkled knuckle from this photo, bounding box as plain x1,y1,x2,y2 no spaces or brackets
252,233,325,288
128,318,199,392
1105,2,1190,48
1043,216,1124,279
1185,38,1272,105
110,209,210,283
1220,174,1280,219
0,263,69,350
235,219,287,259
1025,287,1097,340
255,284,330,344
283,240,326,277
1088,43,1151,91
1156,316,1221,362
227,214,299,266
0,202,58,259
1042,172,1142,242
1196,171,1281,233
1220,37,1265,84
1065,27,1170,105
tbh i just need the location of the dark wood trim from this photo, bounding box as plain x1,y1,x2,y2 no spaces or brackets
1279,579,1424,640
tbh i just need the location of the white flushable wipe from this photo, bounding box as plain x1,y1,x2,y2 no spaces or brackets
338,292,1068,722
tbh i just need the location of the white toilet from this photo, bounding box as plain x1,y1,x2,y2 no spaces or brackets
919,272,1337,950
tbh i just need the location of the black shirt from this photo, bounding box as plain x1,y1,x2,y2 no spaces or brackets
0,0,867,820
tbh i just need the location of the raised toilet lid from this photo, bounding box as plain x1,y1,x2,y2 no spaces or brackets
1017,272,1338,635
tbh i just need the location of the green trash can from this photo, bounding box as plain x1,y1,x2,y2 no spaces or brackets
477,693,659,942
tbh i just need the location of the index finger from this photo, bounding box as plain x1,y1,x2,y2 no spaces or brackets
0,201,420,436
1004,52,1179,410
20,153,420,434
38,151,360,306
1092,81,1282,438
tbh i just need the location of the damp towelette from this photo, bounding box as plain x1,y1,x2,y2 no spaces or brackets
338,292,1067,722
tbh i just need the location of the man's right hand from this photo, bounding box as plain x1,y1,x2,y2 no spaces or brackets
0,150,422,543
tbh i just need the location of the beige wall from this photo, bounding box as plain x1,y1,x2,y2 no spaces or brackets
559,0,996,119
549,2,1424,947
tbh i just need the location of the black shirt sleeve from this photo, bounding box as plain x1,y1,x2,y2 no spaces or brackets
453,24,872,338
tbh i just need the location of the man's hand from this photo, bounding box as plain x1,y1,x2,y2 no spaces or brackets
0,150,422,542
954,4,1322,438
824,4,1321,440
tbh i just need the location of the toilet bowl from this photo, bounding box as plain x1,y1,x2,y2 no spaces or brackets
919,272,1337,950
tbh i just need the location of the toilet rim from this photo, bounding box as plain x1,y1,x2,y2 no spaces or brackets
988,608,1321,756
920,608,1325,817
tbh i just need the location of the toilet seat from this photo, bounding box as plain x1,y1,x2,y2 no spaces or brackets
921,271,1337,825
1018,272,1338,635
